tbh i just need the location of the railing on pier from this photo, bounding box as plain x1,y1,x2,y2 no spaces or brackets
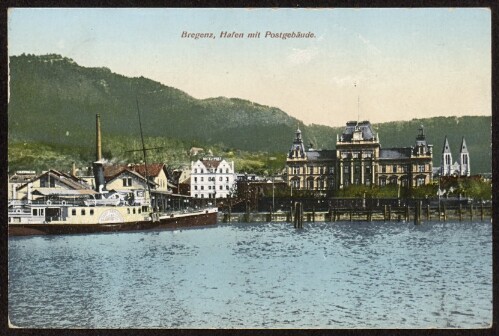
221,197,491,224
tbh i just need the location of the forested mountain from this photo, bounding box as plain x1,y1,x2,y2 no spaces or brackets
9,54,302,152
8,54,492,174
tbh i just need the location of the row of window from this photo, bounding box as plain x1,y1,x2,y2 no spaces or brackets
380,164,426,173
290,164,427,175
290,166,335,175
70,207,145,216
342,165,372,174
340,151,373,159
291,179,335,189
194,176,230,182
193,193,228,198
292,174,427,189
71,208,95,216
193,168,231,174
379,176,425,186
194,185,230,191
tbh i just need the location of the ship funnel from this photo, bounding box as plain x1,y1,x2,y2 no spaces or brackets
93,161,106,193
93,114,106,192
96,114,102,161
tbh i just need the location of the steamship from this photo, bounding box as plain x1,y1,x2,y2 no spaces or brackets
8,115,218,236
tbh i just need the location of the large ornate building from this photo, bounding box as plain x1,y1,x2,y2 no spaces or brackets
285,121,434,192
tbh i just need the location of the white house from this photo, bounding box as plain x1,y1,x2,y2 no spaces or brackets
190,157,235,199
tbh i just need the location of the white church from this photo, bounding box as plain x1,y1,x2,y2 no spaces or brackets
440,136,470,177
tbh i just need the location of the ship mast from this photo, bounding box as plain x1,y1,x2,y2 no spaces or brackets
135,96,152,208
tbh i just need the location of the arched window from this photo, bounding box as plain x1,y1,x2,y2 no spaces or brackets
307,178,314,190
319,178,325,190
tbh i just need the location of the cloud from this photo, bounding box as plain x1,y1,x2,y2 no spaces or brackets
286,46,319,65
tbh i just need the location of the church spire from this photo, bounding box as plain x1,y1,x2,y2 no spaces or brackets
460,137,469,153
458,136,470,176
441,136,453,176
442,136,451,154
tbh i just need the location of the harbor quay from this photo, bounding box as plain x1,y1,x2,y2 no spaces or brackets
218,197,492,225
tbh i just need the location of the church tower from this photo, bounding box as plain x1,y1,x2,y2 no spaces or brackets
458,137,470,176
441,136,453,176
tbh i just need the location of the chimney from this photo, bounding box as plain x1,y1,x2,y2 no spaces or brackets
71,162,76,176
96,114,102,162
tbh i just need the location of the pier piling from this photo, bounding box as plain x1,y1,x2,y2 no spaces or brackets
293,202,303,228
414,201,422,225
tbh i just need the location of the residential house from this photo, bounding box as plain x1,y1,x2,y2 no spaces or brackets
15,169,92,201
190,157,235,199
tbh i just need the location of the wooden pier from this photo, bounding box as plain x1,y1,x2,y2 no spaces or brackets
221,203,492,224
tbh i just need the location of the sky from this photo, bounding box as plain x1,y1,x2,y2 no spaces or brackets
8,8,491,127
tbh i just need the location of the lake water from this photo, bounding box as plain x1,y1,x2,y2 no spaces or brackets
9,221,492,329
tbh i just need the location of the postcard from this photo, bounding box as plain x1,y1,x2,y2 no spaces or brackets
7,8,492,329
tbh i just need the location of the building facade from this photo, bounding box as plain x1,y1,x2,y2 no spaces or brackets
14,169,92,201
285,121,434,192
8,170,37,200
190,157,235,199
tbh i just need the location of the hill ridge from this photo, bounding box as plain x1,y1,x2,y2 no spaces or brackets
8,53,491,174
